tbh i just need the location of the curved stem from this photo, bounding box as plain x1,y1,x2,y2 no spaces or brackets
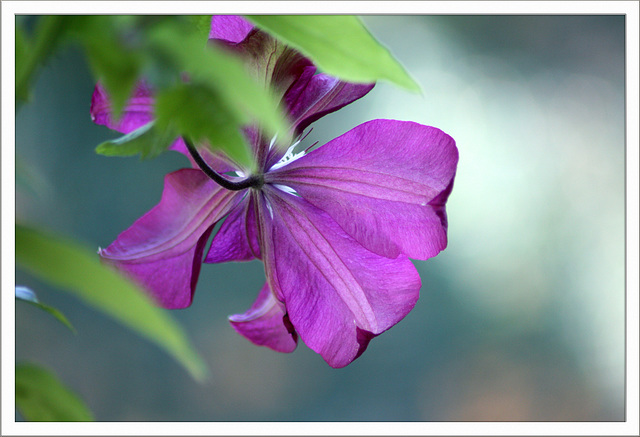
183,138,262,191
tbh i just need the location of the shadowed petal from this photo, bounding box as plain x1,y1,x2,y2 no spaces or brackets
205,191,261,263
229,282,298,353
100,169,242,309
268,119,458,260
91,82,154,134
285,68,375,135
262,188,421,368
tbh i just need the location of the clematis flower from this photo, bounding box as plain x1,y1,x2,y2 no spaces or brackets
92,16,458,367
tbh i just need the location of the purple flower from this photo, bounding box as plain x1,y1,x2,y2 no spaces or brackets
92,16,458,368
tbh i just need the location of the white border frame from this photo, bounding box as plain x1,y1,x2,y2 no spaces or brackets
3,2,638,436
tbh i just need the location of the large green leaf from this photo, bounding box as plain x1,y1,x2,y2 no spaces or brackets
16,363,93,421
247,15,421,92
155,83,252,168
15,225,208,382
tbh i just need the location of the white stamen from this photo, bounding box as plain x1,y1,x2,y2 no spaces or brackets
269,140,306,171
265,198,274,219
231,170,246,178
273,184,299,196
268,134,278,151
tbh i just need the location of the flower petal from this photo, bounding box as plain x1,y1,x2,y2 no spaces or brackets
284,68,375,135
205,191,261,263
229,282,298,353
90,82,154,134
267,119,458,260
99,169,242,308
262,188,421,368
209,15,254,43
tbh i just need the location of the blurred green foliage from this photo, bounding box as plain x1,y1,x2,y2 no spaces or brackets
16,363,94,421
15,225,209,382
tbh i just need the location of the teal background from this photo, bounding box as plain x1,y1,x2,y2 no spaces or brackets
15,15,626,421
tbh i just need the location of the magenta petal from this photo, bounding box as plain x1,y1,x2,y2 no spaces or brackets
268,119,459,260
285,68,375,135
90,82,154,134
205,191,261,263
99,169,242,308
263,189,421,368
209,15,254,43
229,282,298,353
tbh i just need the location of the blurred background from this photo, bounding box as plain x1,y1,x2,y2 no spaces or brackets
15,15,626,421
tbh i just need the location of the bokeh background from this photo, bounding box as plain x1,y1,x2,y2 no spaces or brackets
15,15,626,421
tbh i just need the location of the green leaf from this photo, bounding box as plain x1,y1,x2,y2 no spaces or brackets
155,84,252,168
247,15,421,92
15,16,69,104
15,286,76,333
16,363,93,421
189,15,213,41
15,225,209,382
95,121,175,160
15,25,29,99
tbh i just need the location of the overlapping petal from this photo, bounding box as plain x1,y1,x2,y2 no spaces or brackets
284,67,375,135
267,119,458,260
229,282,298,353
205,191,261,263
99,169,242,308
261,187,421,368
209,16,311,98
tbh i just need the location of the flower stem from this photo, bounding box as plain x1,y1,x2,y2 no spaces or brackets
183,138,262,191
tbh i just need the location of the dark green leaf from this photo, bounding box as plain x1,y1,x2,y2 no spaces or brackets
15,225,208,382
155,83,252,168
16,286,76,333
15,25,29,100
247,15,421,92
95,121,175,160
15,16,69,104
16,363,93,421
